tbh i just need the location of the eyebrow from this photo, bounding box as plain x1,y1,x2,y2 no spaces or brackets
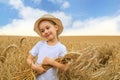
39,25,50,30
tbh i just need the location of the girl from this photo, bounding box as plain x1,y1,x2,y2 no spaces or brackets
27,14,68,80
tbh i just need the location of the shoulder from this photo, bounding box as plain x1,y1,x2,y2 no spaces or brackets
37,40,45,44
57,42,67,56
34,40,46,47
58,42,66,50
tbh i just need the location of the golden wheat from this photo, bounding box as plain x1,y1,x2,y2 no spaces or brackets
0,36,120,80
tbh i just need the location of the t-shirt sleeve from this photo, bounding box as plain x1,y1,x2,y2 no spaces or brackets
59,45,67,57
29,41,42,56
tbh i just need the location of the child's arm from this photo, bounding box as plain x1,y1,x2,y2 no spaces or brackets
27,54,46,75
27,54,35,66
42,57,69,71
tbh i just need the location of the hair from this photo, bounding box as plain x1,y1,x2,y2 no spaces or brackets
38,19,60,40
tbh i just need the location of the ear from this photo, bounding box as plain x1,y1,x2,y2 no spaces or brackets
54,25,59,31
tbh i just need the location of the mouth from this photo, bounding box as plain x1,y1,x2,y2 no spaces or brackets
45,35,50,37
44,33,51,37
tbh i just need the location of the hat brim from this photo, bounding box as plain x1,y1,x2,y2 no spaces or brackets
34,17,63,37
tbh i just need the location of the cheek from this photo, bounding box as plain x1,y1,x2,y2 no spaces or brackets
51,30,57,35
41,33,44,37
53,28,57,33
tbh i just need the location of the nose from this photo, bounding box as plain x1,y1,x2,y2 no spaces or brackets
44,29,49,34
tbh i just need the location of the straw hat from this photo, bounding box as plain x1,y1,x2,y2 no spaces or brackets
34,14,63,36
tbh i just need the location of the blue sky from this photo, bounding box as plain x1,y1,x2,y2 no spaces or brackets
0,0,120,36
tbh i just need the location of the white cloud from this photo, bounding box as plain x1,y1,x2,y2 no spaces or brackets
63,15,120,36
0,0,9,3
0,19,36,36
0,0,120,36
48,0,70,9
72,20,84,29
19,7,47,20
9,0,24,9
0,0,71,36
48,0,62,4
61,1,70,9
0,0,47,36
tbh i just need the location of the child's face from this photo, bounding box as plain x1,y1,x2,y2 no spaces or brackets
38,20,58,40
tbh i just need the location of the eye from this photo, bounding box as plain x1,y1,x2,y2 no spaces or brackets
46,26,50,30
40,29,44,33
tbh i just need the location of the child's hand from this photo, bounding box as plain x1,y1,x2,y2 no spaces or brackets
31,63,46,75
42,57,53,65
42,57,69,71
63,64,69,71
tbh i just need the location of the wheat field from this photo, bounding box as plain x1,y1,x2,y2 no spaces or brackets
0,36,120,80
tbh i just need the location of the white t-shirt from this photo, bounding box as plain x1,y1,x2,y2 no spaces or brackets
29,40,67,80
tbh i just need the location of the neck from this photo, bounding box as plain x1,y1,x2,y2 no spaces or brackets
47,37,59,46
